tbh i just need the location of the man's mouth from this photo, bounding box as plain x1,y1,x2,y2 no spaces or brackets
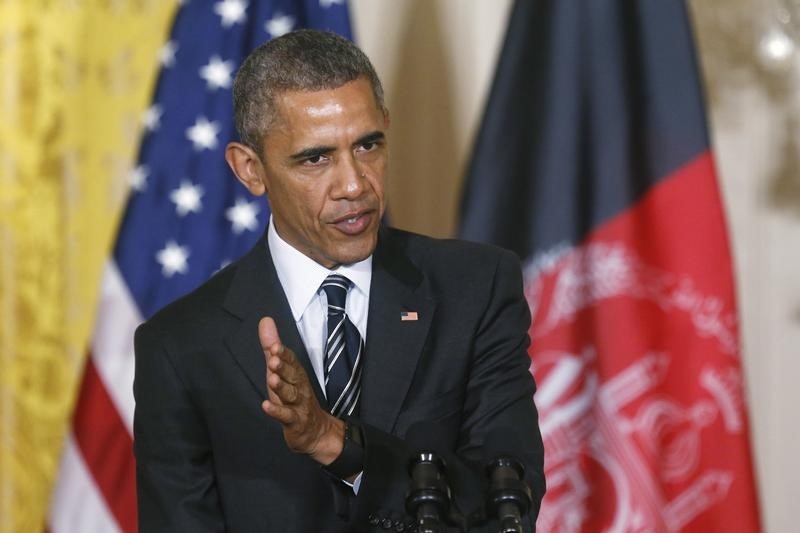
331,210,374,235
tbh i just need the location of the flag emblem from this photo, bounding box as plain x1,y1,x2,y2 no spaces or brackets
400,311,418,321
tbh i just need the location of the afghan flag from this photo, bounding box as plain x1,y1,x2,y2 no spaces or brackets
459,1,762,531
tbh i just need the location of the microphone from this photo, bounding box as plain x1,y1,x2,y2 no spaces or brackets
484,427,533,533
404,421,453,533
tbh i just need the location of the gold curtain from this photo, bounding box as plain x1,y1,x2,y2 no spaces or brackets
0,2,176,531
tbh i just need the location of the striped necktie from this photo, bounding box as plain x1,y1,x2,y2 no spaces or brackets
321,274,363,417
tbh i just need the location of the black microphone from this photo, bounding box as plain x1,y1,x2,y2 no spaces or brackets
405,421,453,533
484,427,533,533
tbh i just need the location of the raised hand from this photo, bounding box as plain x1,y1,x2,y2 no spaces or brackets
258,317,344,465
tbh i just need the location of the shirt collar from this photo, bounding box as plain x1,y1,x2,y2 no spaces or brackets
267,217,372,321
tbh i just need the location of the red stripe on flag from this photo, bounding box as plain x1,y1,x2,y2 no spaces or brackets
72,356,137,533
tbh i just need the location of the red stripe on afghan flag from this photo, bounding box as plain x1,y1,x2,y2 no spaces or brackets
529,152,760,531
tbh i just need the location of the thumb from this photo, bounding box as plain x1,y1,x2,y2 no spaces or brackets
258,316,282,354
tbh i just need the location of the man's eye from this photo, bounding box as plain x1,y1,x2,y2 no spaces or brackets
304,155,326,165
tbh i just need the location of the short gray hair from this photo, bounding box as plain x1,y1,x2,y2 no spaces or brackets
232,29,385,153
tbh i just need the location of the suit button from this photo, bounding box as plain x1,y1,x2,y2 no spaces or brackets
381,518,393,529
368,513,380,526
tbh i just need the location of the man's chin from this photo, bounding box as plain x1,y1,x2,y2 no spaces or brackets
326,236,378,267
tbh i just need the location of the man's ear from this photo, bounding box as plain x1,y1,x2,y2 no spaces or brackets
225,142,267,196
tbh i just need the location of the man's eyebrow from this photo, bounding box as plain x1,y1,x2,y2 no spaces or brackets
355,131,385,146
289,145,335,162
288,131,386,162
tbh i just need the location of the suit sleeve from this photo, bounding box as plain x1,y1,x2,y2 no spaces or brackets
133,322,226,532
354,249,545,531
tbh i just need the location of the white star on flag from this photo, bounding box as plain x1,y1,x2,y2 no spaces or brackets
186,116,221,150
226,198,260,233
142,104,163,131
169,181,204,216
214,0,248,27
199,55,235,90
128,165,149,191
159,40,178,68
265,13,295,38
319,0,344,7
156,240,190,277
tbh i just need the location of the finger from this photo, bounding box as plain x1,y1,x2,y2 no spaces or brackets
261,399,295,425
268,349,303,385
259,317,283,355
268,371,299,404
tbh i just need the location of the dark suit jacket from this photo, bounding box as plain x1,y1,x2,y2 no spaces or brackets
133,227,545,532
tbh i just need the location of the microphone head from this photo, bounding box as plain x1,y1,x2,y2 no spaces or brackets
487,456,525,478
404,421,453,521
484,425,533,520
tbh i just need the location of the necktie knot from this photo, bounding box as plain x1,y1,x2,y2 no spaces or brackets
321,274,351,315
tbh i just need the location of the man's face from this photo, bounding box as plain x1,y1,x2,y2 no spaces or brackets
259,77,388,268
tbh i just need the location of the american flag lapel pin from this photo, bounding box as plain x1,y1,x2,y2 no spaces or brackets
400,311,418,321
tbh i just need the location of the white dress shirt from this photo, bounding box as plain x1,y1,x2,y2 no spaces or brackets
267,217,372,391
267,217,370,491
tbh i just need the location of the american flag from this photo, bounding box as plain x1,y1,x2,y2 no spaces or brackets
47,1,352,531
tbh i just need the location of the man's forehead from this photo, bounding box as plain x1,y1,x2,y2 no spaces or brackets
304,100,345,118
270,80,383,131
275,78,379,110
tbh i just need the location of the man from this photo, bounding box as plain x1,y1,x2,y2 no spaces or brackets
134,30,545,532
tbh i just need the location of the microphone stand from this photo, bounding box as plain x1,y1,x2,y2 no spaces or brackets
405,451,451,533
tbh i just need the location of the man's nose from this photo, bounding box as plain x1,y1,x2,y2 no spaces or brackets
334,157,367,199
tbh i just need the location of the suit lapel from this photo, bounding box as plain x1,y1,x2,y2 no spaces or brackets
222,237,326,405
360,229,436,434
220,230,435,431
